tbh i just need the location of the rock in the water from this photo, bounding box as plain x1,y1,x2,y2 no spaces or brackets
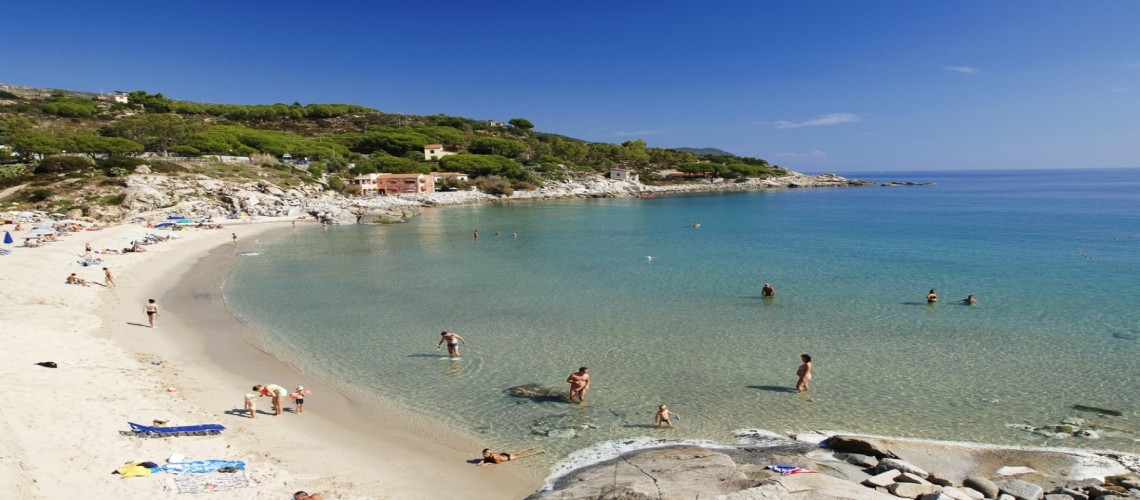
504,383,567,402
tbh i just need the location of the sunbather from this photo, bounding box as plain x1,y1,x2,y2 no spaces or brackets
478,448,545,466
66,273,89,286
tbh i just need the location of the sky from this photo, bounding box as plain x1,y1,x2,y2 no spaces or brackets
4,1,1140,172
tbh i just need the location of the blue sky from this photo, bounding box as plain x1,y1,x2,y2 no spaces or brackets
4,1,1139,172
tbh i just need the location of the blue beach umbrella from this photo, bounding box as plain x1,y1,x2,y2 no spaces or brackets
3,231,12,244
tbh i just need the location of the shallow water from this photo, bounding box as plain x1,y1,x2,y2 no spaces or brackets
224,169,1140,472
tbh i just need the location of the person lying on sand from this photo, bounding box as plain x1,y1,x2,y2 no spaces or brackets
478,448,545,466
294,491,323,500
66,273,89,286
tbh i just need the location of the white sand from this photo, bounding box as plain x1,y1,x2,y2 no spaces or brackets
0,218,539,499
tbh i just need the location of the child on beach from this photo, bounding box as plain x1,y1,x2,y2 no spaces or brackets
655,404,679,427
291,386,309,414
244,393,258,418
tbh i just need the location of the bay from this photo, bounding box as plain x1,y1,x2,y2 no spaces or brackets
224,168,1140,471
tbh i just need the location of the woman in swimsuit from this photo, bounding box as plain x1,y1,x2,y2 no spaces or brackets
478,448,545,466
145,299,160,328
926,289,938,303
796,354,813,393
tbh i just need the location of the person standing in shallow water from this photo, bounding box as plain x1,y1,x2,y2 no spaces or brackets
436,331,466,357
567,367,590,403
761,283,776,297
926,289,938,303
795,354,812,393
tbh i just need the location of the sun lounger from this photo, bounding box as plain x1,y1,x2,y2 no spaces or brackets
123,422,225,438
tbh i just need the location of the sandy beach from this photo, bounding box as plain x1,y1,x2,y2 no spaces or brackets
0,217,540,499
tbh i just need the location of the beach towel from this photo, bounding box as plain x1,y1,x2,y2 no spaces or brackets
766,465,819,475
158,460,245,474
164,471,255,494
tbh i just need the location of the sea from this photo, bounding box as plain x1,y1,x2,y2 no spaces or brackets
221,168,1140,474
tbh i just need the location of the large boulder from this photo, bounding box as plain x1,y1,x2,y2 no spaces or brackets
718,472,899,499
996,479,1044,500
824,436,897,459
530,446,751,499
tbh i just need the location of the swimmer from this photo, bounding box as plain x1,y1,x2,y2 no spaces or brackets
761,283,776,297
478,448,545,466
961,294,978,305
926,289,938,303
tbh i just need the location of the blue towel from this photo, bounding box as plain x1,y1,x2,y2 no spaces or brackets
157,460,245,474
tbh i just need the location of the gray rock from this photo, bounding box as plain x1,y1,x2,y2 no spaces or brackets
864,469,902,488
890,482,941,498
898,472,933,485
998,478,1045,500
844,452,881,469
1106,473,1140,490
938,487,980,500
532,445,750,500
878,458,930,478
1056,487,1088,500
1077,430,1100,439
825,436,897,458
1044,494,1074,500
965,476,1001,499
961,487,987,500
717,472,899,499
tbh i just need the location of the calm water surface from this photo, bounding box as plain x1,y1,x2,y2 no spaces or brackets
224,168,1140,471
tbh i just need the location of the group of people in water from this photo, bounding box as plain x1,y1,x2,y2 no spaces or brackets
926,289,978,305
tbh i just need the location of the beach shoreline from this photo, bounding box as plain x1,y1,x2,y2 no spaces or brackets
0,216,539,499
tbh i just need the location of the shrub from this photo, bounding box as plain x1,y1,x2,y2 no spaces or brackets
474,176,513,196
34,156,94,175
27,188,54,202
148,160,188,173
99,194,126,206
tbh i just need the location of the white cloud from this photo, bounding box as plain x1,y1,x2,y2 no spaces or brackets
776,150,828,158
610,130,660,137
944,66,979,74
774,113,858,129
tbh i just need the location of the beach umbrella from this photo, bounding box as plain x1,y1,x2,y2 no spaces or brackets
3,231,12,245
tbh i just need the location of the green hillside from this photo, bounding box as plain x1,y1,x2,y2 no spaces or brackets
0,85,786,205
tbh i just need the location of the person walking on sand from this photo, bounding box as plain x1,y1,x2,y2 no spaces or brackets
145,299,159,327
437,331,467,357
253,383,288,416
478,448,545,466
231,232,238,246
926,289,938,303
103,267,115,289
655,404,679,427
796,354,813,393
567,367,591,403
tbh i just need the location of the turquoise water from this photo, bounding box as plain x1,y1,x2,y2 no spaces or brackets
224,169,1140,469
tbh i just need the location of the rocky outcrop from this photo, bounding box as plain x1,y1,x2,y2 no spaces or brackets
530,434,1138,500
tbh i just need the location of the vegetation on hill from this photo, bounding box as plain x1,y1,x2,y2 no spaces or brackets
0,85,788,212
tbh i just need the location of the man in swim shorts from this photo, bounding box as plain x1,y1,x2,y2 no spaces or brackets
437,331,467,357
